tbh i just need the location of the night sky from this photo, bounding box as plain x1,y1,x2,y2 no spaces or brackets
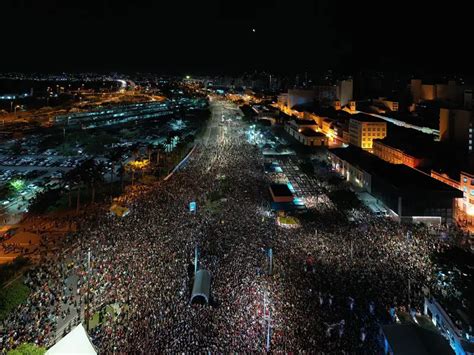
0,0,470,76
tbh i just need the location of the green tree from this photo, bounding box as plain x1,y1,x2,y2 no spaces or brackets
0,279,30,321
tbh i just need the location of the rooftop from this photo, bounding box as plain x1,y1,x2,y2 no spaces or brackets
382,323,453,355
293,118,316,126
374,126,436,158
299,128,325,137
269,183,293,197
330,146,463,196
350,112,385,123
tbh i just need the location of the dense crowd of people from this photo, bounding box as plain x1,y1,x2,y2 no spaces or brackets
0,101,453,353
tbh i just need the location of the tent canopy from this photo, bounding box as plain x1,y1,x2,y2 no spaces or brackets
190,269,211,304
46,323,97,355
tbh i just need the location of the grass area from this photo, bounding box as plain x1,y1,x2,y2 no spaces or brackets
0,278,30,321
89,303,121,329
89,311,100,329
278,216,300,225
7,343,46,355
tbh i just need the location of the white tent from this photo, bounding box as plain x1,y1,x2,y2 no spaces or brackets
46,324,97,355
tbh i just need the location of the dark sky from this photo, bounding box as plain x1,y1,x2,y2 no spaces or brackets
0,0,471,75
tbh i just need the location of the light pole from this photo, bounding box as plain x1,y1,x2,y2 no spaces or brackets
194,245,199,275
86,248,91,331
263,292,271,352
268,248,273,275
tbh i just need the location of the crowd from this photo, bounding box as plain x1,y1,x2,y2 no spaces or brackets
0,103,452,353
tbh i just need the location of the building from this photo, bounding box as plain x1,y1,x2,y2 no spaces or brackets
432,169,474,225
382,323,453,355
337,79,353,106
285,119,328,147
372,129,434,169
439,107,473,152
373,139,426,169
410,79,464,104
348,113,387,149
329,146,463,223
373,97,399,112
276,79,353,117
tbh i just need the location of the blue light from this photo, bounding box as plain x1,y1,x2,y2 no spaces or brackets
293,197,304,206
287,182,295,193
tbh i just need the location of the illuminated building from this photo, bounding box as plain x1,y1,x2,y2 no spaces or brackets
372,129,434,169
276,80,353,117
329,146,462,224
410,79,465,104
285,119,328,146
348,113,387,149
432,169,474,224
373,139,424,168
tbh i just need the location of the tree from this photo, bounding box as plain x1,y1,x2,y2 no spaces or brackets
146,144,154,164
156,143,166,166
165,133,175,153
64,165,83,212
7,343,46,355
131,143,140,160
117,164,125,191
28,188,62,214
79,159,106,204
106,147,126,195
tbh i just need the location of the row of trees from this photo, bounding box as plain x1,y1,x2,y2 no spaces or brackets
29,132,196,214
